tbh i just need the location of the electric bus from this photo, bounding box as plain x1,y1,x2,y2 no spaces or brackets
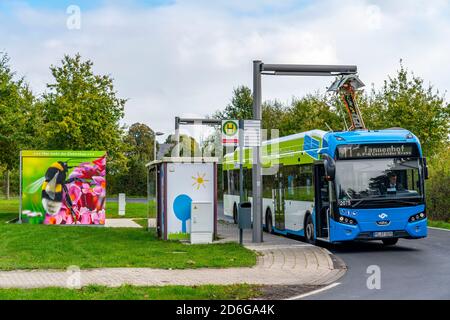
223,128,428,245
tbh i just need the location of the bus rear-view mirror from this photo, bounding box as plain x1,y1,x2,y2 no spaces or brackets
423,157,429,180
324,156,336,181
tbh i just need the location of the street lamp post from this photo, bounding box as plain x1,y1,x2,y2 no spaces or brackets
154,132,165,161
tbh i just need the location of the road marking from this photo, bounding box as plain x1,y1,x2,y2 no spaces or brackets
285,282,341,300
429,226,450,232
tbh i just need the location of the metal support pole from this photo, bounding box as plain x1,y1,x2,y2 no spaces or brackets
153,137,157,162
252,60,263,243
239,119,244,245
174,117,180,157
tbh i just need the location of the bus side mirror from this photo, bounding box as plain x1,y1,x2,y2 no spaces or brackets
423,157,429,180
324,156,336,181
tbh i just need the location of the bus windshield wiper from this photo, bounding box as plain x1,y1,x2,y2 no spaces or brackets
351,199,369,207
376,198,420,206
351,197,420,207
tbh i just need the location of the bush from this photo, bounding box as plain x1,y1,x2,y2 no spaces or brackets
426,147,450,221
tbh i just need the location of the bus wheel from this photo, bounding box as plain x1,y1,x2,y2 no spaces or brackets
233,204,238,224
305,215,315,244
266,210,273,234
382,238,398,246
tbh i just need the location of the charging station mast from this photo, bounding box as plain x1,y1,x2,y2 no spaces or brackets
251,61,358,243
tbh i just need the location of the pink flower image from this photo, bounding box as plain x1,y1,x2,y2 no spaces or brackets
69,185,82,203
91,209,106,225
80,207,92,224
43,156,106,226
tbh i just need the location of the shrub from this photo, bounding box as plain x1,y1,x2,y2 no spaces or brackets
426,146,450,221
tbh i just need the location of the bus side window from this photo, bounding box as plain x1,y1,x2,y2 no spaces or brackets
263,174,275,199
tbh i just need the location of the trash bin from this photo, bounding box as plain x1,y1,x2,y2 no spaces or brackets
238,202,252,229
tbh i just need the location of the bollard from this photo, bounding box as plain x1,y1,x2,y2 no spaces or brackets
118,193,126,216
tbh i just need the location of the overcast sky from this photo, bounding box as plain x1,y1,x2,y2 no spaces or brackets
1,0,449,140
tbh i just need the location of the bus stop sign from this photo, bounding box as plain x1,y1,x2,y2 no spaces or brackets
222,120,239,146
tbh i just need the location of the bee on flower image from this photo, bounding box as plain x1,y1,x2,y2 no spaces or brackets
24,156,106,225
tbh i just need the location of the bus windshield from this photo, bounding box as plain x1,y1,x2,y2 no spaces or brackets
335,158,423,207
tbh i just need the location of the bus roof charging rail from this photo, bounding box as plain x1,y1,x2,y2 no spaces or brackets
252,61,361,243
328,74,366,131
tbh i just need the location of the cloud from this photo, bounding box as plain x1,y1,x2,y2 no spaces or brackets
1,0,449,137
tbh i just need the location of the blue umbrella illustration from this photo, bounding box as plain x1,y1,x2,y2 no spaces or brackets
173,194,192,233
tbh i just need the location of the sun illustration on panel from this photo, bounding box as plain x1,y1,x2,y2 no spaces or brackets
192,172,209,190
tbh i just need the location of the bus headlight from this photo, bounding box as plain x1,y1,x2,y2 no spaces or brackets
337,215,357,225
409,212,426,223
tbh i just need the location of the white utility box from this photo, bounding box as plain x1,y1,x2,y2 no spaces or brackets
191,201,214,244
118,193,126,216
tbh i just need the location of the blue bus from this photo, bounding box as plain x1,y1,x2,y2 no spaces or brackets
223,128,428,245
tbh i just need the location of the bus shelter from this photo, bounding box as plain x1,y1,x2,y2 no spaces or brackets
146,157,218,242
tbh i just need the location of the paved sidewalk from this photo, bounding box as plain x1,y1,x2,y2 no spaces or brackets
105,219,142,228
0,221,346,289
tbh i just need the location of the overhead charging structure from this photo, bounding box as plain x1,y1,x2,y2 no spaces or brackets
251,61,365,243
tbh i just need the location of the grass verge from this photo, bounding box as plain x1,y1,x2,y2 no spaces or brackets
0,284,262,300
0,200,256,270
0,199,154,220
428,220,450,230
106,201,151,219
0,224,256,270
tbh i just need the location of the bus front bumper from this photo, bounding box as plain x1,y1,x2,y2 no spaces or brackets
329,218,428,242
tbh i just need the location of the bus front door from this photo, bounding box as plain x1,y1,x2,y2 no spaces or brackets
314,163,330,240
274,170,285,231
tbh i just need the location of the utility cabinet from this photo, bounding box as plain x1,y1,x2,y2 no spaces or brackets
191,202,214,244
147,157,218,241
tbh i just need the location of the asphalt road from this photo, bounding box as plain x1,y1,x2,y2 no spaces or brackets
218,202,449,299
164,201,450,299
305,228,450,300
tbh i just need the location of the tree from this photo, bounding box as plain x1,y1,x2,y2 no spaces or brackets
108,123,156,196
426,146,450,221
360,62,450,156
109,157,148,196
164,134,200,158
214,86,253,120
278,94,343,136
0,53,36,198
123,123,155,162
262,101,285,130
39,53,127,172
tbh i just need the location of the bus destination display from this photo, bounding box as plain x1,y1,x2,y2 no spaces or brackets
337,143,418,159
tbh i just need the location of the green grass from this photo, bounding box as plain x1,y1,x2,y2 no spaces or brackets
0,284,262,300
0,200,256,271
0,198,153,220
0,199,20,223
133,218,149,228
428,220,450,230
106,201,152,219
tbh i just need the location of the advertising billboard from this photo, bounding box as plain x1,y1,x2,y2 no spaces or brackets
20,150,107,225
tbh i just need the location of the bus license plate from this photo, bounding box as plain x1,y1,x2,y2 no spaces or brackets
374,231,394,238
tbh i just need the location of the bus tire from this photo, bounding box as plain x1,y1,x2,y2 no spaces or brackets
265,209,273,234
233,203,238,224
304,214,315,244
382,238,398,246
